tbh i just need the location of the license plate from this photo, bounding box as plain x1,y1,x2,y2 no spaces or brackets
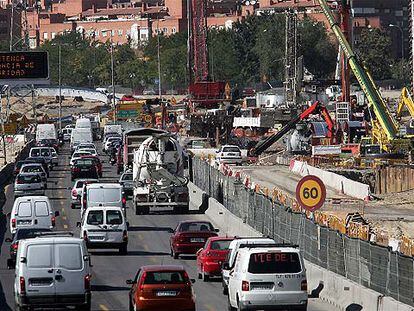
190,238,204,243
227,153,236,156
89,236,105,240
18,220,31,225
81,169,89,172
156,291,177,297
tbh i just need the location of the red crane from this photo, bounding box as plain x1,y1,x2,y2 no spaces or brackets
188,0,225,107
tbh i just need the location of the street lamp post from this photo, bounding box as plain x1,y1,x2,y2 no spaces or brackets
389,23,404,59
102,29,117,123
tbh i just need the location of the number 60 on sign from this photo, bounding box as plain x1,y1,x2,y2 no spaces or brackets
295,175,326,212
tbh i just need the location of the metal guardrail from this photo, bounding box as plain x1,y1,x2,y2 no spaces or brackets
192,156,414,306
35,86,109,103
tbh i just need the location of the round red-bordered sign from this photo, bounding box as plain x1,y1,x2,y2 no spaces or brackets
295,175,326,212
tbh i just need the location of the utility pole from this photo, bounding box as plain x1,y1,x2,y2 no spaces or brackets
284,10,298,108
110,33,116,123
157,16,165,129
58,44,62,131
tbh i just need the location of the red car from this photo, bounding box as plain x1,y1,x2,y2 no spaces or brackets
126,265,196,311
81,155,102,178
196,236,234,281
170,221,219,259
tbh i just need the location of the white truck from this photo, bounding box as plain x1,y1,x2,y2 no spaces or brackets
132,133,189,215
103,124,122,139
36,124,57,143
70,128,93,151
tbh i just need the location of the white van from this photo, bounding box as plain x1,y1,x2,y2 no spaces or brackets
75,118,92,129
71,128,93,151
78,206,128,254
227,245,308,311
222,238,276,295
14,233,92,310
36,124,57,143
81,183,126,215
9,196,59,234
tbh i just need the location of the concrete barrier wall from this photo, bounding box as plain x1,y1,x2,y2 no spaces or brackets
290,160,370,200
191,181,413,311
35,87,109,103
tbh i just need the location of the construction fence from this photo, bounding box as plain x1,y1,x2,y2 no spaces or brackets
191,156,414,306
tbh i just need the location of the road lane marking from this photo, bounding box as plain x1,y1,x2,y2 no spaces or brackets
61,207,65,212
62,216,67,220
63,224,68,229
143,244,149,251
99,304,109,311
138,234,144,241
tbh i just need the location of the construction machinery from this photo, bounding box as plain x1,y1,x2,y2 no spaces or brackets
132,133,189,215
317,0,412,154
397,87,414,119
188,0,225,107
249,101,335,157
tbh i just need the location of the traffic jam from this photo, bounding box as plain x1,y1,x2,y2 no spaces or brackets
2,118,309,311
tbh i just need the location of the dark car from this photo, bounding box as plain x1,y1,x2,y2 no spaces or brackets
126,265,195,311
5,228,52,269
81,155,103,178
170,221,219,259
119,170,133,195
37,138,60,150
71,158,99,181
25,157,50,177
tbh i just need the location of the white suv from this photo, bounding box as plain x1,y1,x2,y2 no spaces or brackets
14,233,92,310
78,206,128,254
227,245,308,311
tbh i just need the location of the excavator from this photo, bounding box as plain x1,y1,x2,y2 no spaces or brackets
397,87,414,119
249,101,335,157
317,0,412,154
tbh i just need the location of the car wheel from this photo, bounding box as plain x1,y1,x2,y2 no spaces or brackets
202,270,209,282
129,297,134,311
173,250,179,259
222,284,228,295
78,302,91,311
227,295,236,311
236,297,245,311
119,244,128,255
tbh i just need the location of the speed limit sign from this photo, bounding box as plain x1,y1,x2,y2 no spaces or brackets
295,175,326,212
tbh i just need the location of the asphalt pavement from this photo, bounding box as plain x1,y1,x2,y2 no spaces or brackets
0,143,338,311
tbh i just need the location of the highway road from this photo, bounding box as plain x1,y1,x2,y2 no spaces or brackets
0,143,339,311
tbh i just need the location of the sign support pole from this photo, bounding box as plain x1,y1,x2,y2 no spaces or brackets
0,96,6,164
31,84,37,125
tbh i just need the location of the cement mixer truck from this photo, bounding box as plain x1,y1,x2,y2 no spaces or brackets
132,133,189,214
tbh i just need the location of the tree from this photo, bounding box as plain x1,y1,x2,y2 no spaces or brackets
355,28,393,80
390,59,411,88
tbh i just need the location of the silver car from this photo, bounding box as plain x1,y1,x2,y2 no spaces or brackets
19,163,48,189
14,173,45,198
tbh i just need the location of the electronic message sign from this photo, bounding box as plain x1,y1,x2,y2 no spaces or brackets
0,51,49,85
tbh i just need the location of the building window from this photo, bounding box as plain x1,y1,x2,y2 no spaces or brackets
95,30,99,37
102,30,107,37
51,32,56,39
140,33,147,40
162,27,168,33
43,32,48,40
172,27,176,34
118,29,123,36
111,30,115,36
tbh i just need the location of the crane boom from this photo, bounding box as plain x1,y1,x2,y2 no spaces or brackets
317,0,399,141
397,87,414,118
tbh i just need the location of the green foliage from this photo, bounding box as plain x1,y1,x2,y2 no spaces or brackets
390,59,411,88
355,29,393,80
38,14,339,89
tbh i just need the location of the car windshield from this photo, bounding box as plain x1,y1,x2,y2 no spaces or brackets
17,174,41,183
179,222,213,232
122,174,133,181
22,166,42,173
106,210,123,225
87,210,104,225
223,147,240,153
73,152,91,158
248,252,302,274
210,240,232,250
143,271,187,284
